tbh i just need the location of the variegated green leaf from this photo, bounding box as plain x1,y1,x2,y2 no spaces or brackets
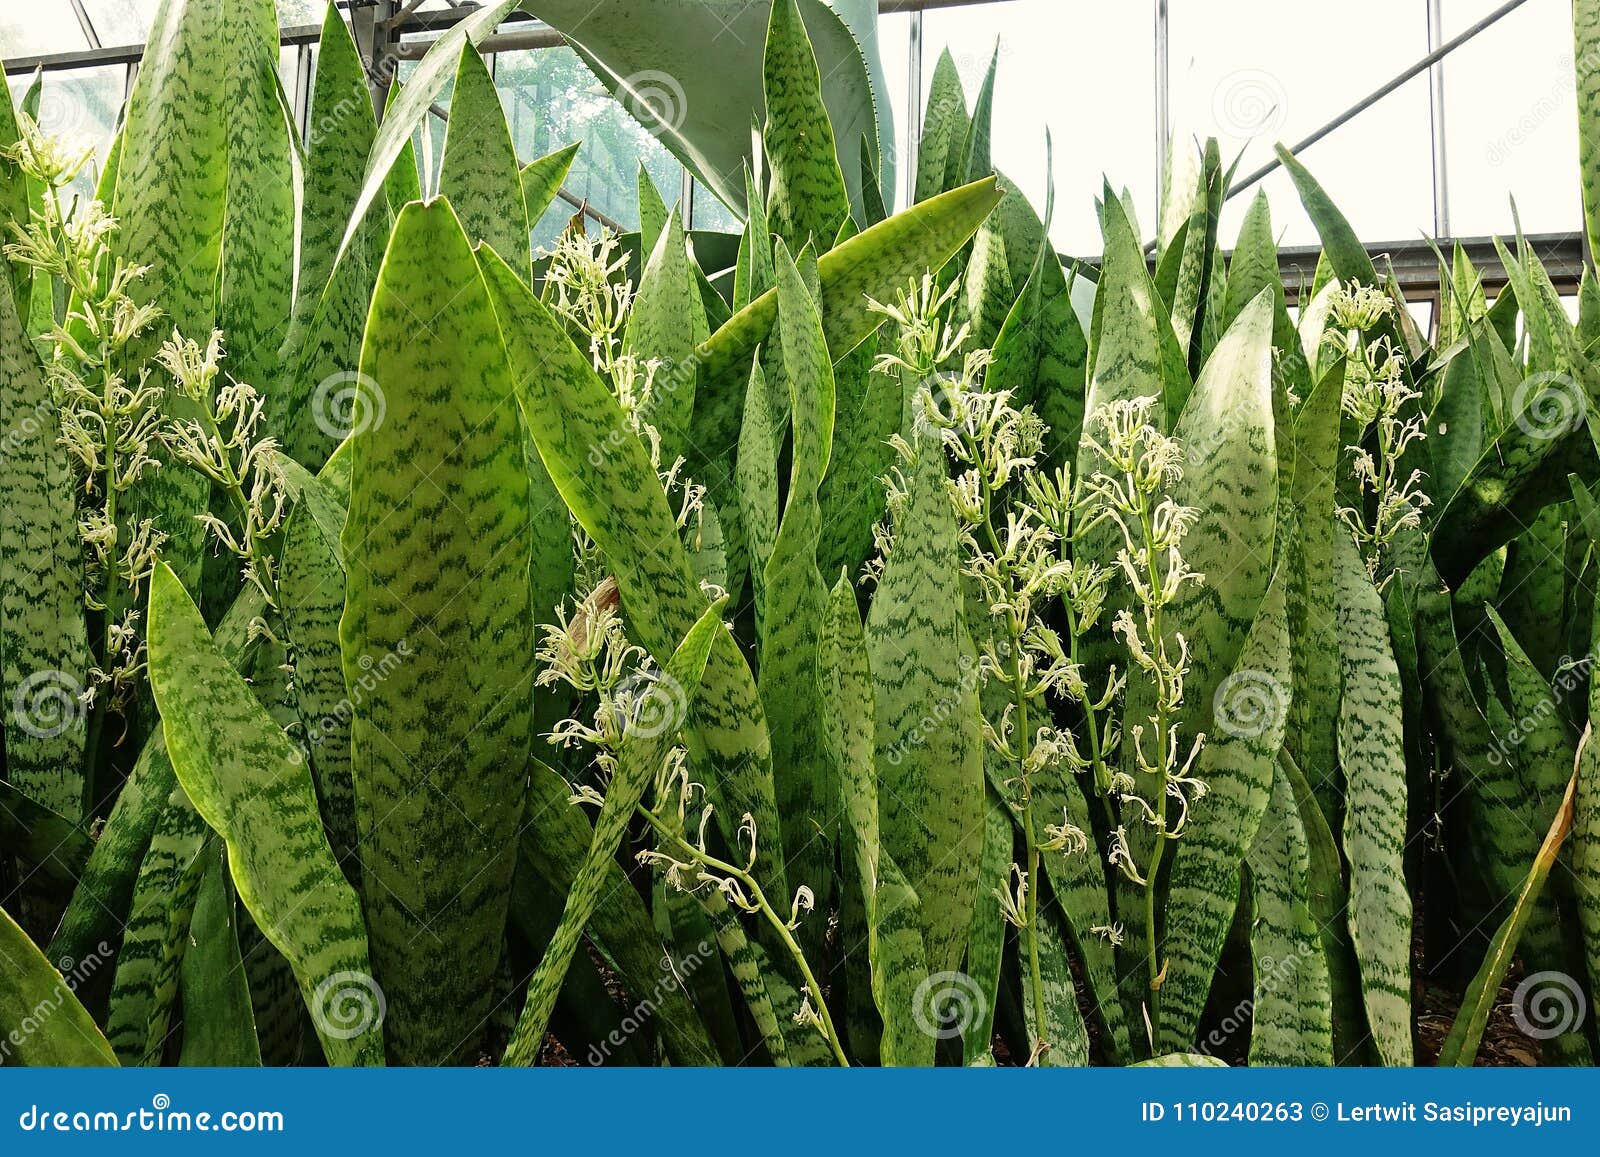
521,143,581,228
738,354,780,634
147,562,382,1067
339,200,534,1064
961,788,1009,1066
1160,573,1290,1051
763,0,849,250
0,905,117,1066
439,43,531,278
177,845,263,1066
1245,763,1334,1066
1027,910,1090,1067
915,50,970,204
624,208,709,464
867,431,983,980
0,245,89,818
1334,532,1413,1066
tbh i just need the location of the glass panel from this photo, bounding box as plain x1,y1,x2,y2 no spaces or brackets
277,0,324,28
877,9,911,213
35,65,124,200
1440,0,1581,237
493,46,685,249
0,6,93,57
921,0,1157,256
79,0,161,44
1170,0,1433,249
692,179,741,234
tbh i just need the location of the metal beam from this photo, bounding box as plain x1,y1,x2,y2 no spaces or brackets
1227,0,1531,200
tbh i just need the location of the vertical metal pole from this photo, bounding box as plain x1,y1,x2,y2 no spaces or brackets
292,44,314,144
682,170,696,228
1426,0,1450,237
1154,0,1169,206
905,10,924,207
355,1,400,122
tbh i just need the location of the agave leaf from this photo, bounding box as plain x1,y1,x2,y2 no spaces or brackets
147,563,382,1067
0,245,89,818
1245,763,1334,1066
0,905,117,1066
520,143,581,228
519,0,878,223
1441,770,1578,1065
867,431,983,980
519,760,721,1067
759,242,837,921
439,43,531,279
503,601,724,1065
763,0,850,250
478,246,788,903
624,208,709,463
915,50,971,204
820,573,932,1066
177,845,263,1066
1334,532,1413,1066
1160,573,1290,1051
340,200,535,1064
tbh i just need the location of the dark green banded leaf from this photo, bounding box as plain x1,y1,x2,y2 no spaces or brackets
915,50,970,204
439,43,531,278
0,904,117,1066
479,246,787,904
1441,772,1577,1065
519,760,720,1067
738,354,780,634
0,248,89,817
148,562,381,1067
502,601,723,1066
1027,910,1090,1067
105,789,209,1065
818,337,898,583
961,788,1009,1066
521,143,581,227
340,200,534,1065
820,573,931,1067
687,176,1002,469
1334,532,1413,1066
1161,573,1290,1051
760,242,836,916
1133,1052,1227,1067
763,0,850,250
867,432,983,980
177,845,263,1066
1246,764,1334,1066
280,507,356,874
638,164,670,257
624,208,709,464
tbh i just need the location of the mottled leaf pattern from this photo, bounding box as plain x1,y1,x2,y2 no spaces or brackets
763,0,850,249
624,208,709,464
0,905,117,1066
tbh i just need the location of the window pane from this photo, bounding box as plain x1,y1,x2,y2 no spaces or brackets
79,0,161,44
877,8,911,213
0,7,92,57
493,46,684,247
1170,0,1433,248
277,0,324,28
920,0,1157,256
1440,0,1581,236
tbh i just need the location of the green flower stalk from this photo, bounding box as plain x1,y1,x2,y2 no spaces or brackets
3,114,166,743
1079,396,1206,1040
